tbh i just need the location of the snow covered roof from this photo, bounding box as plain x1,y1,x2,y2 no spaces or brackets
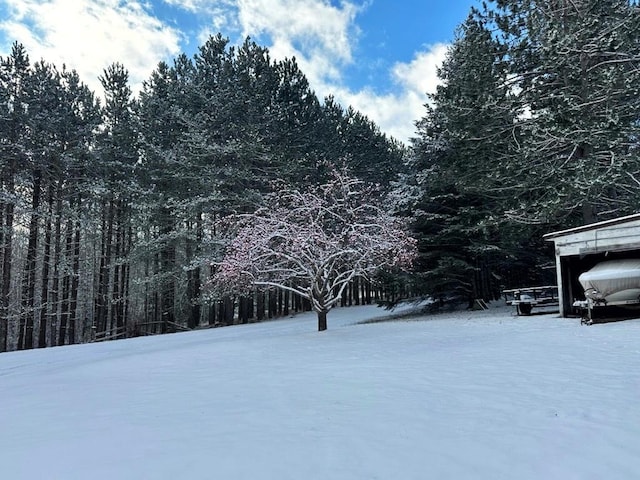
544,212,640,240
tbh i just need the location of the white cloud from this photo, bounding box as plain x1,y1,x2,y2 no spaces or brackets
221,0,447,144
0,0,182,96
237,0,359,64
162,0,223,12
392,44,448,100
328,44,449,143
193,0,360,92
162,0,200,12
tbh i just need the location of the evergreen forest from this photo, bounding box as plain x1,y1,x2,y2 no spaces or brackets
1,0,639,351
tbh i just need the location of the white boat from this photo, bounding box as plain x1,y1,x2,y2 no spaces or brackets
578,259,640,305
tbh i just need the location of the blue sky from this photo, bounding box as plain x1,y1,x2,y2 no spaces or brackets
0,0,477,143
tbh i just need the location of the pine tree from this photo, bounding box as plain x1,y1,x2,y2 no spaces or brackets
268,56,324,182
94,63,138,339
17,60,64,350
490,0,640,223
57,69,101,345
408,11,523,303
0,43,30,351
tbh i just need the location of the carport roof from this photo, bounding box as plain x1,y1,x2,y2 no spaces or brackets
543,213,640,241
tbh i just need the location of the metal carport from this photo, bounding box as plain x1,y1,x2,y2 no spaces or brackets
544,213,640,317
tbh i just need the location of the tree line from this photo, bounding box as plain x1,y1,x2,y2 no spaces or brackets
0,35,405,351
2,0,638,350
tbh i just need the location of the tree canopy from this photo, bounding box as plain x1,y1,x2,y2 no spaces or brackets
213,169,416,331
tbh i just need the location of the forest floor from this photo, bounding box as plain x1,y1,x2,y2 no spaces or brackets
1,302,640,479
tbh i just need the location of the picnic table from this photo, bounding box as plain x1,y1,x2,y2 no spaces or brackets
502,285,559,315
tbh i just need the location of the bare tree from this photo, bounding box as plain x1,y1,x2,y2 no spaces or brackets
213,170,416,331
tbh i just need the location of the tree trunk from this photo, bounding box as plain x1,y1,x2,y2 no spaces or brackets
278,289,284,316
69,197,82,342
95,198,114,335
111,199,129,337
0,199,7,352
224,296,235,325
50,196,63,347
143,253,151,325
38,184,55,348
283,290,289,316
186,215,203,329
268,290,277,318
218,296,235,326
160,210,175,334
238,296,247,324
208,302,217,326
120,245,130,335
256,291,265,321
353,277,360,305
18,169,42,350
217,300,225,326
110,215,121,337
317,309,328,332
0,175,14,352
60,219,73,345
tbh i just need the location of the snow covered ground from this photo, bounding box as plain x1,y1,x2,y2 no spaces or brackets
2,303,640,480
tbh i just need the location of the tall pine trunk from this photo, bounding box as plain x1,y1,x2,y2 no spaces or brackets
0,172,15,352
60,215,74,345
18,170,42,350
37,183,55,348
186,216,202,329
68,195,82,342
160,208,175,333
0,201,6,352
49,195,63,346
95,198,114,335
110,202,122,336
122,217,131,332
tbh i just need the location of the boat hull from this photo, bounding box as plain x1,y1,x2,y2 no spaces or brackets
578,259,640,303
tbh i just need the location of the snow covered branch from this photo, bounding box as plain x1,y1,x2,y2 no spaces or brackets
209,169,416,331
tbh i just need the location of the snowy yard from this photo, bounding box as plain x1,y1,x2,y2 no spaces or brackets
2,303,640,479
